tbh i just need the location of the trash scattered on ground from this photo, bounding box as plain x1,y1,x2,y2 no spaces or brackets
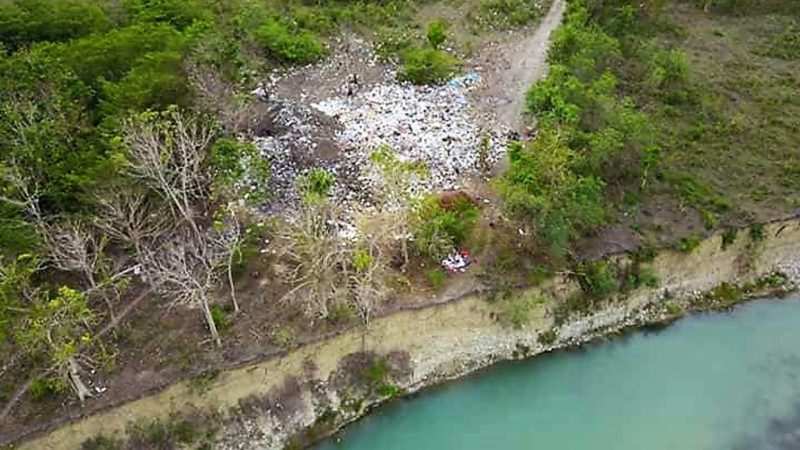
442,249,473,272
253,37,512,217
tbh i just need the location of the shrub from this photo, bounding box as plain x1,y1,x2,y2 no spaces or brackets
29,377,62,402
253,19,325,64
413,194,479,260
81,435,124,450
576,261,618,299
297,168,335,202
399,47,460,85
676,234,702,253
749,223,765,242
721,228,737,250
426,20,448,49
537,329,557,345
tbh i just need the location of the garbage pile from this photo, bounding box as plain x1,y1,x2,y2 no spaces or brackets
313,73,510,193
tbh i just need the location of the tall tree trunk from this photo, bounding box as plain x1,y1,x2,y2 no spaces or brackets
201,297,222,348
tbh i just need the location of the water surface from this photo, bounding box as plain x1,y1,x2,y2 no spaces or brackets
316,295,800,450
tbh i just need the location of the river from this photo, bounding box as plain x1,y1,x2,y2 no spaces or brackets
315,295,800,450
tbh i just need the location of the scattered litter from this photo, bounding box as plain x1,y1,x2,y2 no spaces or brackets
442,249,473,272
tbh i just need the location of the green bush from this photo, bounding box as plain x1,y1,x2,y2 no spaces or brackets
29,377,62,402
426,20,448,49
676,234,702,253
399,47,460,85
297,168,335,202
413,194,479,260
749,223,765,242
576,260,618,299
721,228,737,250
252,19,325,64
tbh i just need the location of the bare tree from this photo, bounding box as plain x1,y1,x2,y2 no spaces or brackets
93,185,171,255
274,202,351,319
143,225,239,347
121,108,217,238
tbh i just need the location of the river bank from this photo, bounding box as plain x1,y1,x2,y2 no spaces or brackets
13,216,800,450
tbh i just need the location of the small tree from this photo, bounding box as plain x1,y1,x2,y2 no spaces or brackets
14,286,96,404
426,20,449,50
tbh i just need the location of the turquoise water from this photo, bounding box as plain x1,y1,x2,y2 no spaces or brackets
316,295,800,450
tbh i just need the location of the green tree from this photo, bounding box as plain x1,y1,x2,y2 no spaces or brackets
499,129,605,256
0,0,111,50
15,286,96,403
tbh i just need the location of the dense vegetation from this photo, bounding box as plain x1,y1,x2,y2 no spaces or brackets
501,0,800,260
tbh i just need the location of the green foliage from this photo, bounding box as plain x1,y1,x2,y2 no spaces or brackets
297,168,335,203
676,234,702,253
352,249,374,273
412,194,479,260
15,286,94,370
29,377,63,402
210,304,230,332
81,435,124,450
210,138,270,204
253,19,325,64
271,325,296,349
426,20,448,49
749,223,765,242
100,50,190,119
425,268,447,290
0,0,111,50
721,228,738,250
123,0,213,30
0,254,38,343
624,265,659,290
58,23,185,88
576,260,618,299
399,47,460,85
499,129,606,257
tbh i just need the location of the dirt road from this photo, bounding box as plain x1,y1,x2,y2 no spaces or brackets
472,0,566,131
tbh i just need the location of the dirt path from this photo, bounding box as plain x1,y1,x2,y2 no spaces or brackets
472,0,566,131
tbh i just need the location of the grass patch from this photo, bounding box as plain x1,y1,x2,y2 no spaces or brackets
425,268,447,290
498,294,545,329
